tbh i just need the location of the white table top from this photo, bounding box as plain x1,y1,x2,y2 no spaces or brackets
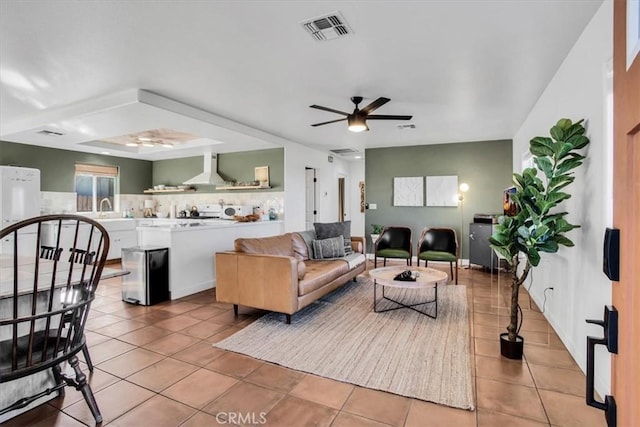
369,266,449,289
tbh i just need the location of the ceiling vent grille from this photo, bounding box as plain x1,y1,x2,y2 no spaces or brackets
37,129,64,136
330,148,359,155
396,124,416,130
300,11,352,41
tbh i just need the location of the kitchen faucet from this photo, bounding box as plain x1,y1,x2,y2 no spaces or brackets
99,198,112,218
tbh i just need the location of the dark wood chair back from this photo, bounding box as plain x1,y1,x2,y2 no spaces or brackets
0,215,110,423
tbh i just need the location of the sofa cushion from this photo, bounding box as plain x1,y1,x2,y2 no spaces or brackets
292,230,316,260
297,261,307,280
314,221,353,255
234,233,294,257
312,236,346,259
298,260,350,296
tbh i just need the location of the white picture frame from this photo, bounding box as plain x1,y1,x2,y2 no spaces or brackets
426,175,459,207
393,176,424,206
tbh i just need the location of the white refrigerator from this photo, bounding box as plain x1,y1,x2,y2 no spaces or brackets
0,166,41,254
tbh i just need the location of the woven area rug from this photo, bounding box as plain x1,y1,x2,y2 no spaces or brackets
215,278,475,410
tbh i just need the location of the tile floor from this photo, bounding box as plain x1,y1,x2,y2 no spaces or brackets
4,261,607,426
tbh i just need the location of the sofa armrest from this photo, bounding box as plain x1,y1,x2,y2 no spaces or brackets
350,236,365,254
215,252,300,314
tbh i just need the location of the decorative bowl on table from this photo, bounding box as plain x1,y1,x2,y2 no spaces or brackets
233,214,260,222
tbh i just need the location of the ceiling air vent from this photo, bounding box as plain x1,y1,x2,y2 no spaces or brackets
396,124,416,130
37,129,65,136
300,11,352,41
330,148,359,155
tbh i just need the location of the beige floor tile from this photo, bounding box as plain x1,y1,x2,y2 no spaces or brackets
1,402,60,427
128,357,200,392
85,314,124,331
143,332,201,355
405,399,476,427
202,381,284,423
204,351,264,378
118,325,173,346
477,409,549,426
529,363,586,397
63,380,154,425
83,330,111,347
181,320,231,339
474,337,502,358
84,338,136,365
244,363,305,393
330,412,394,427
524,346,581,371
109,394,196,427
289,374,355,409
207,326,243,343
171,341,226,366
342,387,411,427
93,319,148,337
262,395,337,427
162,368,238,409
184,305,227,320
154,301,201,315
181,411,233,426
538,389,607,427
475,354,535,386
153,314,203,331
476,378,547,423
97,347,165,377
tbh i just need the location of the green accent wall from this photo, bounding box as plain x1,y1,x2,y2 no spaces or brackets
152,148,284,192
0,141,152,193
365,140,513,258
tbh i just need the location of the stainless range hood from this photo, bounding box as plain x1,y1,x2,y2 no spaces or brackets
183,152,226,185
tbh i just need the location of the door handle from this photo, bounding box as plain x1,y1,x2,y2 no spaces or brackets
585,305,617,427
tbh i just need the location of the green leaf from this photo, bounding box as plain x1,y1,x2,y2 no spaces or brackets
533,224,550,239
548,175,575,191
537,239,559,253
567,134,590,149
557,157,584,175
534,157,553,179
556,142,575,159
556,118,573,129
550,125,565,142
527,247,541,266
546,191,571,204
517,226,530,239
555,235,575,247
530,137,555,157
565,121,586,139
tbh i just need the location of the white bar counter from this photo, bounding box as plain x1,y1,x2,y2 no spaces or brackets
137,220,284,299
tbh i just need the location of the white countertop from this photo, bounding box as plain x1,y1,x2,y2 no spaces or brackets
137,219,283,232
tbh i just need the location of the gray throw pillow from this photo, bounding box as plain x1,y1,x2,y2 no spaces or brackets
314,221,353,255
312,236,346,259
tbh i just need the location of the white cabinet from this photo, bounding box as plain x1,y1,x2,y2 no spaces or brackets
98,219,137,260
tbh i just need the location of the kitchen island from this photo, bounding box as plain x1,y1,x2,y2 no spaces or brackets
137,220,283,299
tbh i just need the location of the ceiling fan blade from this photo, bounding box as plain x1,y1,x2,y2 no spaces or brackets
311,118,348,127
367,114,413,120
360,97,390,115
309,105,350,116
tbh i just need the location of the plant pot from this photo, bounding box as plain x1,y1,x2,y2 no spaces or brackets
500,333,524,359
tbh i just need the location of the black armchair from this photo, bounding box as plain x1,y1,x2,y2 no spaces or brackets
416,227,459,284
374,226,412,268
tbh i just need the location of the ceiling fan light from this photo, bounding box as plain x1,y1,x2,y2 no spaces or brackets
348,115,367,132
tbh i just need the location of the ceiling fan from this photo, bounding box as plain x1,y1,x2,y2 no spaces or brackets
310,96,412,132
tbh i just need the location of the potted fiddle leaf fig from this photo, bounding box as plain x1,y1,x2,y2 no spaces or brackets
489,118,590,359
371,224,384,244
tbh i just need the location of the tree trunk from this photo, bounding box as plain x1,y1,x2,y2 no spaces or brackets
507,254,531,341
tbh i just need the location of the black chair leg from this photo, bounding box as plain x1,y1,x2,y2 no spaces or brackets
383,258,387,267
82,344,94,372
69,355,102,424
233,304,239,316
285,314,291,324
450,262,454,280
51,365,66,398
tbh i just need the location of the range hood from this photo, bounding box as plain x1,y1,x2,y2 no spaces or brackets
183,152,226,185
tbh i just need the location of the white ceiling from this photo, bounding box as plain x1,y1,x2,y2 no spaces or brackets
0,0,603,161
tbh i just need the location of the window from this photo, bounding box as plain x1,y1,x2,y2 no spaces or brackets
75,164,118,213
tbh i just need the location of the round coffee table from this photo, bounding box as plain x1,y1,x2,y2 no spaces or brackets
369,266,449,318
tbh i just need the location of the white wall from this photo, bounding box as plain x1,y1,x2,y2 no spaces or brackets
513,1,612,396
283,144,353,232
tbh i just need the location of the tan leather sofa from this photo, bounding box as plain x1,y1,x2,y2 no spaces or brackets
215,231,366,323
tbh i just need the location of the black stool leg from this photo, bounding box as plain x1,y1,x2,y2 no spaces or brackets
82,344,94,372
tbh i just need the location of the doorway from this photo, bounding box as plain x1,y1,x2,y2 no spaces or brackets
305,168,317,230
338,176,346,222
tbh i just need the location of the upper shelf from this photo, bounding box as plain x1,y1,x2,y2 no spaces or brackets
143,188,196,194
215,185,271,190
